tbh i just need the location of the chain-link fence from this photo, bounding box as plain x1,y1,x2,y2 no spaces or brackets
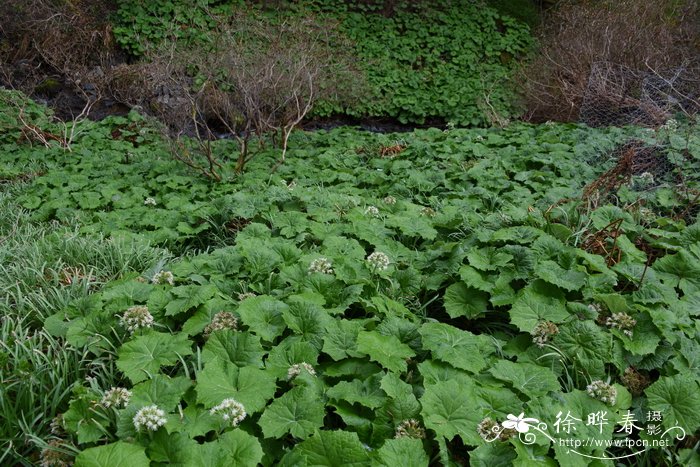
579,62,700,222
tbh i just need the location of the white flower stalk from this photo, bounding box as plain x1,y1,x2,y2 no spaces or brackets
101,387,132,408
133,405,167,431
382,196,397,205
364,205,380,217
530,321,559,348
151,270,174,286
237,291,256,301
366,251,390,271
395,419,426,439
210,398,246,426
606,312,636,337
204,311,238,337
287,362,316,380
144,197,157,206
586,380,617,406
420,206,436,217
119,305,154,333
308,257,334,275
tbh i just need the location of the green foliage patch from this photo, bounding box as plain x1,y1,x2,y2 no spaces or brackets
2,94,700,465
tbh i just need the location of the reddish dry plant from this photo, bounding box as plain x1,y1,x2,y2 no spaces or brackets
519,0,699,123
379,144,407,158
581,218,624,266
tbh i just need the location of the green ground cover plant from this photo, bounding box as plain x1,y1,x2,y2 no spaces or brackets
112,0,533,126
1,91,699,465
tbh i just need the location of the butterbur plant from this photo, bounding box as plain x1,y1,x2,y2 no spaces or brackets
151,270,174,286
100,387,131,409
210,398,246,427
308,257,333,275
395,419,426,439
586,380,617,406
366,251,390,271
119,305,155,333
364,206,380,217
133,405,167,431
605,312,636,337
287,362,316,380
203,311,238,337
530,321,559,348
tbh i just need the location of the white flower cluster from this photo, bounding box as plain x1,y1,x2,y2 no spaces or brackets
237,291,256,301
395,419,426,439
144,197,157,206
308,257,334,275
605,312,637,337
287,362,317,380
586,380,617,406
382,196,396,205
100,387,132,408
282,180,296,191
420,206,436,217
587,303,603,314
151,270,174,286
119,305,154,333
364,205,380,217
204,311,238,337
133,405,167,431
530,321,559,348
366,251,390,271
659,119,678,133
210,398,247,426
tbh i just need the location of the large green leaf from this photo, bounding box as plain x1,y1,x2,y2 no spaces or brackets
373,438,429,467
236,295,288,341
443,282,489,319
420,379,481,446
281,430,371,466
509,283,569,332
258,387,326,439
196,358,276,413
534,260,587,292
489,360,560,399
419,322,492,373
356,330,415,373
116,331,193,383
75,442,149,467
201,330,265,367
645,374,700,431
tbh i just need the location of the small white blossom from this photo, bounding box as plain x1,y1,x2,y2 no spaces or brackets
587,303,603,314
474,135,484,142
395,419,426,439
204,311,238,337
144,197,157,206
151,270,174,286
364,205,380,217
281,180,296,191
659,119,678,132
382,196,396,205
287,362,316,380
606,312,637,337
366,251,390,271
210,398,246,426
420,206,436,217
133,405,167,431
119,305,154,333
101,387,132,408
308,257,334,275
530,321,559,348
586,380,617,406
237,292,256,301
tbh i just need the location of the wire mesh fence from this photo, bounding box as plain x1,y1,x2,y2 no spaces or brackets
578,62,700,222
